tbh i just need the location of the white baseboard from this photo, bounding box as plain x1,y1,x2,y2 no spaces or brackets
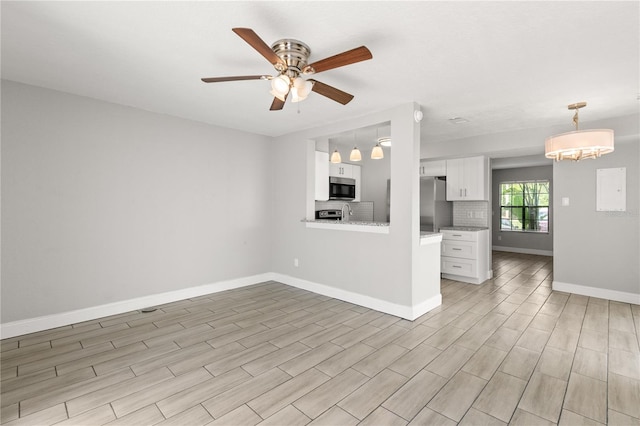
1,273,443,339
493,246,553,256
272,273,441,321
410,293,443,320
0,273,272,339
441,271,492,285
552,281,640,305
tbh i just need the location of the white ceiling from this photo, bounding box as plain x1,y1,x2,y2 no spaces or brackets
2,1,638,145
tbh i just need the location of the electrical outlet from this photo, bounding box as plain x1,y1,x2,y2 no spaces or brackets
294,258,299,267
467,211,473,218
498,236,502,241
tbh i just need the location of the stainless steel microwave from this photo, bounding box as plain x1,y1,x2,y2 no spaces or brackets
329,176,356,200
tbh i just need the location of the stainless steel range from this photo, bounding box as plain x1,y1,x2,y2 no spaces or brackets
315,209,342,220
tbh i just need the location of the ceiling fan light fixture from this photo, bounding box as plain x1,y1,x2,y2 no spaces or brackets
269,89,287,102
271,74,291,95
330,149,342,164
293,77,312,95
291,78,313,103
371,143,384,160
544,102,615,161
290,88,303,103
350,147,362,161
377,136,391,147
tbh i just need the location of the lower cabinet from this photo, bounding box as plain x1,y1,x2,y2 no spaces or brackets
440,229,490,284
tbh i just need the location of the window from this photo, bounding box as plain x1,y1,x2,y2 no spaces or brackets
500,181,549,232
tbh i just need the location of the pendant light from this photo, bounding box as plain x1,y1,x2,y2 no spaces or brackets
371,143,384,159
330,148,342,164
349,132,362,161
371,127,384,159
350,147,362,161
545,102,614,161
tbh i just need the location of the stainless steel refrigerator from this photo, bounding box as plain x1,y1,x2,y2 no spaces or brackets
420,176,452,232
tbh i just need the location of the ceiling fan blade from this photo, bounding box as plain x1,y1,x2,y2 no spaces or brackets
201,75,269,83
308,79,354,105
270,93,288,111
232,28,285,68
304,46,372,74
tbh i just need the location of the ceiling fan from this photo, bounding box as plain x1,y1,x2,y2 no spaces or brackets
201,28,373,111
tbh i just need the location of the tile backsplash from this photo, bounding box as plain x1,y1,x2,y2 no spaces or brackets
315,201,374,222
453,201,489,227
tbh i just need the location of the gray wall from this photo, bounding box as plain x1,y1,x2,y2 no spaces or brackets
492,166,553,254
554,141,639,294
1,81,273,323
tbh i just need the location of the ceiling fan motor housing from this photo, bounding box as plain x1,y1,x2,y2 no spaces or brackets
271,39,311,77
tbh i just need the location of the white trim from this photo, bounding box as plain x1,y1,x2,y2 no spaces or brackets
441,273,483,285
0,274,272,339
272,273,441,321
441,271,492,285
493,246,553,257
553,281,640,305
409,293,443,320
1,272,443,339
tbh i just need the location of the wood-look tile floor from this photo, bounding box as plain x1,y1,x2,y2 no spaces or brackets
2,252,639,425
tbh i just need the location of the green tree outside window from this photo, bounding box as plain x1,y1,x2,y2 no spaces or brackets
500,181,549,232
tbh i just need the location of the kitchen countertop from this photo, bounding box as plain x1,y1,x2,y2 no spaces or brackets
303,219,389,227
439,226,489,232
302,219,390,234
420,231,443,245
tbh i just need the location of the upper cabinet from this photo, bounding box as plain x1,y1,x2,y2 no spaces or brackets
330,163,354,178
315,151,329,201
419,160,447,177
446,156,489,201
329,162,361,201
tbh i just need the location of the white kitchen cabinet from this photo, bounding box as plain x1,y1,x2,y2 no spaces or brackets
315,151,329,201
330,163,352,178
419,160,447,177
445,156,488,201
329,162,361,201
440,229,490,284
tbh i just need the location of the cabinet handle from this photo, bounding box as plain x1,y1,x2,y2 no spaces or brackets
464,188,467,196
452,248,462,251
453,265,462,269
453,234,462,237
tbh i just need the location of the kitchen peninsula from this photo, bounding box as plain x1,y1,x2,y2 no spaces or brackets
294,103,442,322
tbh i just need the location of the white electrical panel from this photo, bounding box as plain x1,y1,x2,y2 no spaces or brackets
596,167,626,211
